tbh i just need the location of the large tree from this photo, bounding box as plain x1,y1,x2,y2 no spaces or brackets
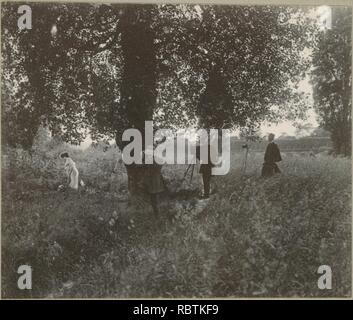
311,7,352,156
2,4,312,142
155,5,311,132
2,3,124,148
2,3,314,193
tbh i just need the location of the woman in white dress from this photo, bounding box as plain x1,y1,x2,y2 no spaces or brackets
60,152,79,190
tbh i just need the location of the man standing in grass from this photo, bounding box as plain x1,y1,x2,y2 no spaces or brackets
261,133,282,177
196,139,218,200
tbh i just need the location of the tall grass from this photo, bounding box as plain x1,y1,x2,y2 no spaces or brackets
1,145,351,298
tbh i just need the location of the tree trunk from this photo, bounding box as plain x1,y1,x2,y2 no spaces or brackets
117,5,157,196
125,164,146,194
330,121,351,157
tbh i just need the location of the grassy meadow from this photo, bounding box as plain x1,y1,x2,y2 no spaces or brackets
1,140,351,298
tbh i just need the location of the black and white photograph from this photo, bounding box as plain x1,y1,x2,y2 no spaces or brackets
1,0,352,299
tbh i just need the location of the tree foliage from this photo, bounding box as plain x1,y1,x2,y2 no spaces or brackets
2,3,313,150
311,7,352,156
155,5,312,131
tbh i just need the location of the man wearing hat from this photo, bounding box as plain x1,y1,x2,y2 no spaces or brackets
261,133,282,177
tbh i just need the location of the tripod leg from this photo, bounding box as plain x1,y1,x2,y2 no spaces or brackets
189,164,195,183
179,164,192,187
183,164,191,180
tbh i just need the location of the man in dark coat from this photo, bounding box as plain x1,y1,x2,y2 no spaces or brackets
261,133,282,177
196,142,217,199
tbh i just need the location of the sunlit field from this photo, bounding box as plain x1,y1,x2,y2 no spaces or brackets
1,143,351,298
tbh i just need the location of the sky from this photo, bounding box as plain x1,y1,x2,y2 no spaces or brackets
260,76,318,137
260,108,318,137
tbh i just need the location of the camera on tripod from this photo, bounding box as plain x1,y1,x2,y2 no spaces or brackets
242,144,249,149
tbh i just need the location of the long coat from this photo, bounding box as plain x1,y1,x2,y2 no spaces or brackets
261,142,282,177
